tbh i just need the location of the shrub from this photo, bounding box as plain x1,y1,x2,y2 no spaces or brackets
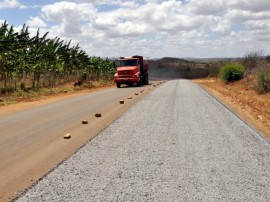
207,62,222,77
20,82,27,91
99,79,106,86
255,65,270,94
0,85,14,94
220,63,245,82
241,50,264,74
81,73,88,81
265,55,270,62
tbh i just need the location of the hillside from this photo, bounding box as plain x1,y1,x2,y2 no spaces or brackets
148,57,209,79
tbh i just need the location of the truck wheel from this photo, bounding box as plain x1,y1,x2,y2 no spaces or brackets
116,83,121,88
145,75,149,85
137,79,142,87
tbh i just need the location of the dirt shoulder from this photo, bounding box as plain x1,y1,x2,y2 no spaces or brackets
0,85,114,116
194,77,270,142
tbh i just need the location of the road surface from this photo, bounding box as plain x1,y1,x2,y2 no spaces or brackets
17,80,270,201
0,83,159,201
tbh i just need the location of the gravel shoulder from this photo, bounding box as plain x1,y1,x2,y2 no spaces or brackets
17,80,270,201
194,78,270,142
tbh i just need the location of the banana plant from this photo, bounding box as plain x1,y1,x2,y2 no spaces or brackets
0,21,29,89
27,29,49,88
0,21,116,93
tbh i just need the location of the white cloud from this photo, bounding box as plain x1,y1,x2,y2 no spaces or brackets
93,11,120,29
211,23,231,35
41,2,96,36
189,0,226,15
227,0,270,12
226,10,270,23
0,0,26,9
42,2,95,22
19,0,270,58
72,0,140,7
26,16,47,28
246,20,270,30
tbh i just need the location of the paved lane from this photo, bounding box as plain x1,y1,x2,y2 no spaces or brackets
17,80,270,201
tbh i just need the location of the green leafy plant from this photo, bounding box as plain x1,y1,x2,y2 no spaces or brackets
255,66,270,94
0,21,115,95
99,79,106,86
220,63,245,82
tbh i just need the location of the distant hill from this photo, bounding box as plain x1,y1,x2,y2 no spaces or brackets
148,57,209,79
149,57,242,63
183,57,241,63
155,57,191,64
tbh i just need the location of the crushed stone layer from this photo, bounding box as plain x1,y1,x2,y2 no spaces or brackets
17,80,270,201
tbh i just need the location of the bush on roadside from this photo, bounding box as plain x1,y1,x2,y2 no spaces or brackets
241,50,264,75
255,65,270,94
207,62,223,77
265,55,270,62
220,63,245,82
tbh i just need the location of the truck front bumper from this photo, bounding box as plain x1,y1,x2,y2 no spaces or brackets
114,77,140,83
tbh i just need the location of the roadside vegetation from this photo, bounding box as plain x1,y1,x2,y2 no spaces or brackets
220,63,245,82
0,21,116,99
241,51,270,94
195,52,270,137
208,50,270,95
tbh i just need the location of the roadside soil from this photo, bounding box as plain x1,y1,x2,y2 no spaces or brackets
0,83,114,116
194,77,270,142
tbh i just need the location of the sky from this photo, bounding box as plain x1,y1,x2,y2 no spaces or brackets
0,0,270,58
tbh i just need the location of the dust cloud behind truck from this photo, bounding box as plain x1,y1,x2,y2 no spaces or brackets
114,56,149,88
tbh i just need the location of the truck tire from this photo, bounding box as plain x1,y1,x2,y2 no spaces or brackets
145,74,149,85
137,79,142,87
116,83,121,88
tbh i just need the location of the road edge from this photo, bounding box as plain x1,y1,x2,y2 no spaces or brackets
194,81,270,144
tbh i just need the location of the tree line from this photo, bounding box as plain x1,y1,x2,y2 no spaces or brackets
0,21,116,94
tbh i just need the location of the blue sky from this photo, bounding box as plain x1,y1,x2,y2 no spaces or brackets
0,0,270,58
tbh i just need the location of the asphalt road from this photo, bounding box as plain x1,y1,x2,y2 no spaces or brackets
17,80,270,201
0,83,158,201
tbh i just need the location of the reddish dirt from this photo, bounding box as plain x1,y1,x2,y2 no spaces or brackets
0,85,114,116
194,77,270,142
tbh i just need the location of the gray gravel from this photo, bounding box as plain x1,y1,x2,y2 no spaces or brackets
17,80,270,202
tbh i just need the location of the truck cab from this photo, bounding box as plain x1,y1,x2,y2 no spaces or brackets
114,56,149,88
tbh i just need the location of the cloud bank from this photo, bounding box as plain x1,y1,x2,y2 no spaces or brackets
5,0,270,58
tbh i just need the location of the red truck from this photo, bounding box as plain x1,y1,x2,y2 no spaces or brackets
114,56,149,88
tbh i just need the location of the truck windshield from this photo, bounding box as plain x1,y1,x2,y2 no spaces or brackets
118,59,137,67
